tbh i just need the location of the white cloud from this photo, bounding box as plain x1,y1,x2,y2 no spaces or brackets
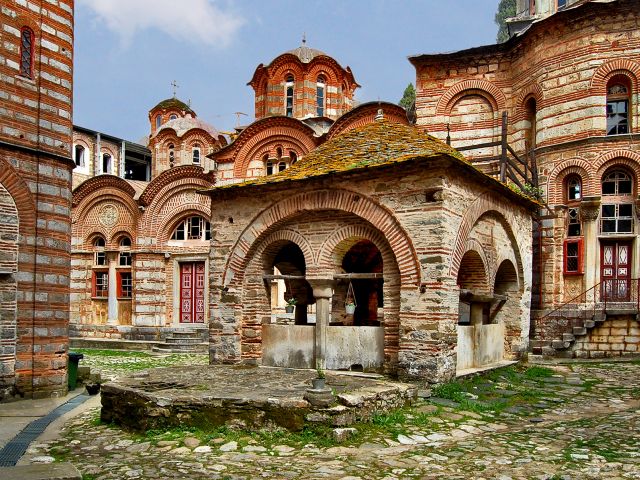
82,0,244,48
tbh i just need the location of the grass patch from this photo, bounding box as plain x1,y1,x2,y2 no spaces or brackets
523,366,554,379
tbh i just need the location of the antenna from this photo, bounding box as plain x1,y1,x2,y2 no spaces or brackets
234,112,248,127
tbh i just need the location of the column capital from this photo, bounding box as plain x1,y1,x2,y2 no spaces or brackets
308,279,334,299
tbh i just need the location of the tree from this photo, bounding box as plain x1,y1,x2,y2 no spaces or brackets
399,83,415,110
495,0,516,43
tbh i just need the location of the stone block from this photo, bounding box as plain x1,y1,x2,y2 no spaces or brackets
0,463,81,479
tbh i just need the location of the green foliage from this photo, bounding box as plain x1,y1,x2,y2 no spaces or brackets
399,82,415,110
524,365,554,379
494,0,516,43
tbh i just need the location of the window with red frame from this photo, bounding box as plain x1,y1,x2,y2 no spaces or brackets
563,238,583,275
93,270,108,297
117,271,132,298
19,27,34,78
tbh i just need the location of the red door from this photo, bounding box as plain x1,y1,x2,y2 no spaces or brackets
180,262,205,323
601,241,632,301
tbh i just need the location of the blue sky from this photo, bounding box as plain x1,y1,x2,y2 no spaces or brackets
74,0,499,143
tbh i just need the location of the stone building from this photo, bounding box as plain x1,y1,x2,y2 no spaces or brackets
203,119,535,382
0,0,74,400
410,0,640,359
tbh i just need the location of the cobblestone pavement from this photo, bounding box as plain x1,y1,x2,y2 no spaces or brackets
25,356,640,479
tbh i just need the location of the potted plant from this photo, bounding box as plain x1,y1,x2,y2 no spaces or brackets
312,367,326,390
344,294,357,315
285,297,296,313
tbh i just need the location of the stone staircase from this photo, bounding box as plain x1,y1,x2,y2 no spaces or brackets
152,328,208,354
531,279,639,358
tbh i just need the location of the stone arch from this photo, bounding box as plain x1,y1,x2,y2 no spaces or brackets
449,191,524,284
317,224,400,281
222,189,421,289
547,157,593,204
0,158,36,237
590,59,640,92
436,79,507,116
594,150,640,184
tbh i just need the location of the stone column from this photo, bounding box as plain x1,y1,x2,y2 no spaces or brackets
309,279,334,370
107,253,118,325
581,197,601,303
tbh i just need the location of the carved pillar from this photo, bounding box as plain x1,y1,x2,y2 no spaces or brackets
581,197,601,303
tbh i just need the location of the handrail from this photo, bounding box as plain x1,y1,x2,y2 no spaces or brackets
538,279,604,322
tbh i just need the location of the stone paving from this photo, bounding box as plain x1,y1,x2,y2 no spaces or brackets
21,354,640,479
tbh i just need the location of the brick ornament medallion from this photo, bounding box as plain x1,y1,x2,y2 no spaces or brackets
99,204,119,227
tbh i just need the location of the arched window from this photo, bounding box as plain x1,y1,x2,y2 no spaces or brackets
93,237,106,266
192,144,201,164
602,170,632,196
74,145,85,169
607,76,630,136
566,175,581,202
557,0,567,10
278,161,286,172
601,169,634,234
19,27,34,78
276,147,283,158
102,153,112,174
169,114,178,121
171,216,211,241
117,237,132,298
316,75,326,117
285,75,295,117
290,151,298,164
155,114,162,129
168,143,175,167
524,97,537,150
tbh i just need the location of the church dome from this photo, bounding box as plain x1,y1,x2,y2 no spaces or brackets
155,116,220,139
151,97,195,115
285,43,327,63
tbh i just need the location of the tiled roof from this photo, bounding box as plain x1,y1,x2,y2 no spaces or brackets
209,119,467,190
202,119,538,207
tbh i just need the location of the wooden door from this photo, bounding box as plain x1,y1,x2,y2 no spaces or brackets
600,241,632,301
180,262,205,323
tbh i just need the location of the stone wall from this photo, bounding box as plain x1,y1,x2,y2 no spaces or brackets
0,0,74,400
572,315,640,358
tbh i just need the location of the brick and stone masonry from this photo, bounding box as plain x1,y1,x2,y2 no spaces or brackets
0,0,74,400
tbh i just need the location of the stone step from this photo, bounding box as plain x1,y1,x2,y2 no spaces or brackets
572,326,587,336
584,319,595,328
165,337,203,345
169,330,206,338
562,333,575,343
551,339,570,350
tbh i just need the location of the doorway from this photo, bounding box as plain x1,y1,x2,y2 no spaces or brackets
180,262,205,323
600,241,632,301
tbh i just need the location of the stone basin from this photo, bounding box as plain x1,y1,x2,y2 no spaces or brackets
100,365,416,432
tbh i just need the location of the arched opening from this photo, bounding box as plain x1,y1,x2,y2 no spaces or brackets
0,183,19,399
74,145,85,169
316,75,326,117
262,240,313,326
338,240,383,326
285,74,295,117
101,153,112,174
524,96,537,151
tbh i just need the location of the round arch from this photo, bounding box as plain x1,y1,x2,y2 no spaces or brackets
436,79,506,116
547,158,592,204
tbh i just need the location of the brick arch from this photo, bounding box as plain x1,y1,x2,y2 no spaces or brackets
138,166,213,206
516,82,544,109
316,224,399,279
159,208,211,245
140,181,212,243
110,230,135,247
547,158,593,204
449,192,524,283
307,62,341,84
245,229,316,275
74,196,138,246
85,231,107,249
231,121,317,177
436,80,507,116
461,238,490,282
223,189,421,289
327,102,409,140
0,157,36,237
457,249,489,292
595,151,640,191
72,175,136,207
72,186,139,229
590,59,640,91
245,135,312,166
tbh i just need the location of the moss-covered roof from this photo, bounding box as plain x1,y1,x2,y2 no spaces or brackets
202,119,538,208
152,97,195,114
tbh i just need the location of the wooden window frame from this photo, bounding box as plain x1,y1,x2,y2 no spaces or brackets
92,270,109,298
117,270,132,298
563,238,584,275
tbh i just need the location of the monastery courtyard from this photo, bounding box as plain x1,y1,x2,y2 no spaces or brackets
4,351,639,480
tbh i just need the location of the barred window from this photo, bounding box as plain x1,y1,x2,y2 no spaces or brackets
19,27,34,78
93,271,108,297
118,271,132,298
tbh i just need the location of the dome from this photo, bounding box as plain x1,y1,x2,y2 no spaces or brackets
285,44,327,63
151,97,195,115
155,116,220,139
